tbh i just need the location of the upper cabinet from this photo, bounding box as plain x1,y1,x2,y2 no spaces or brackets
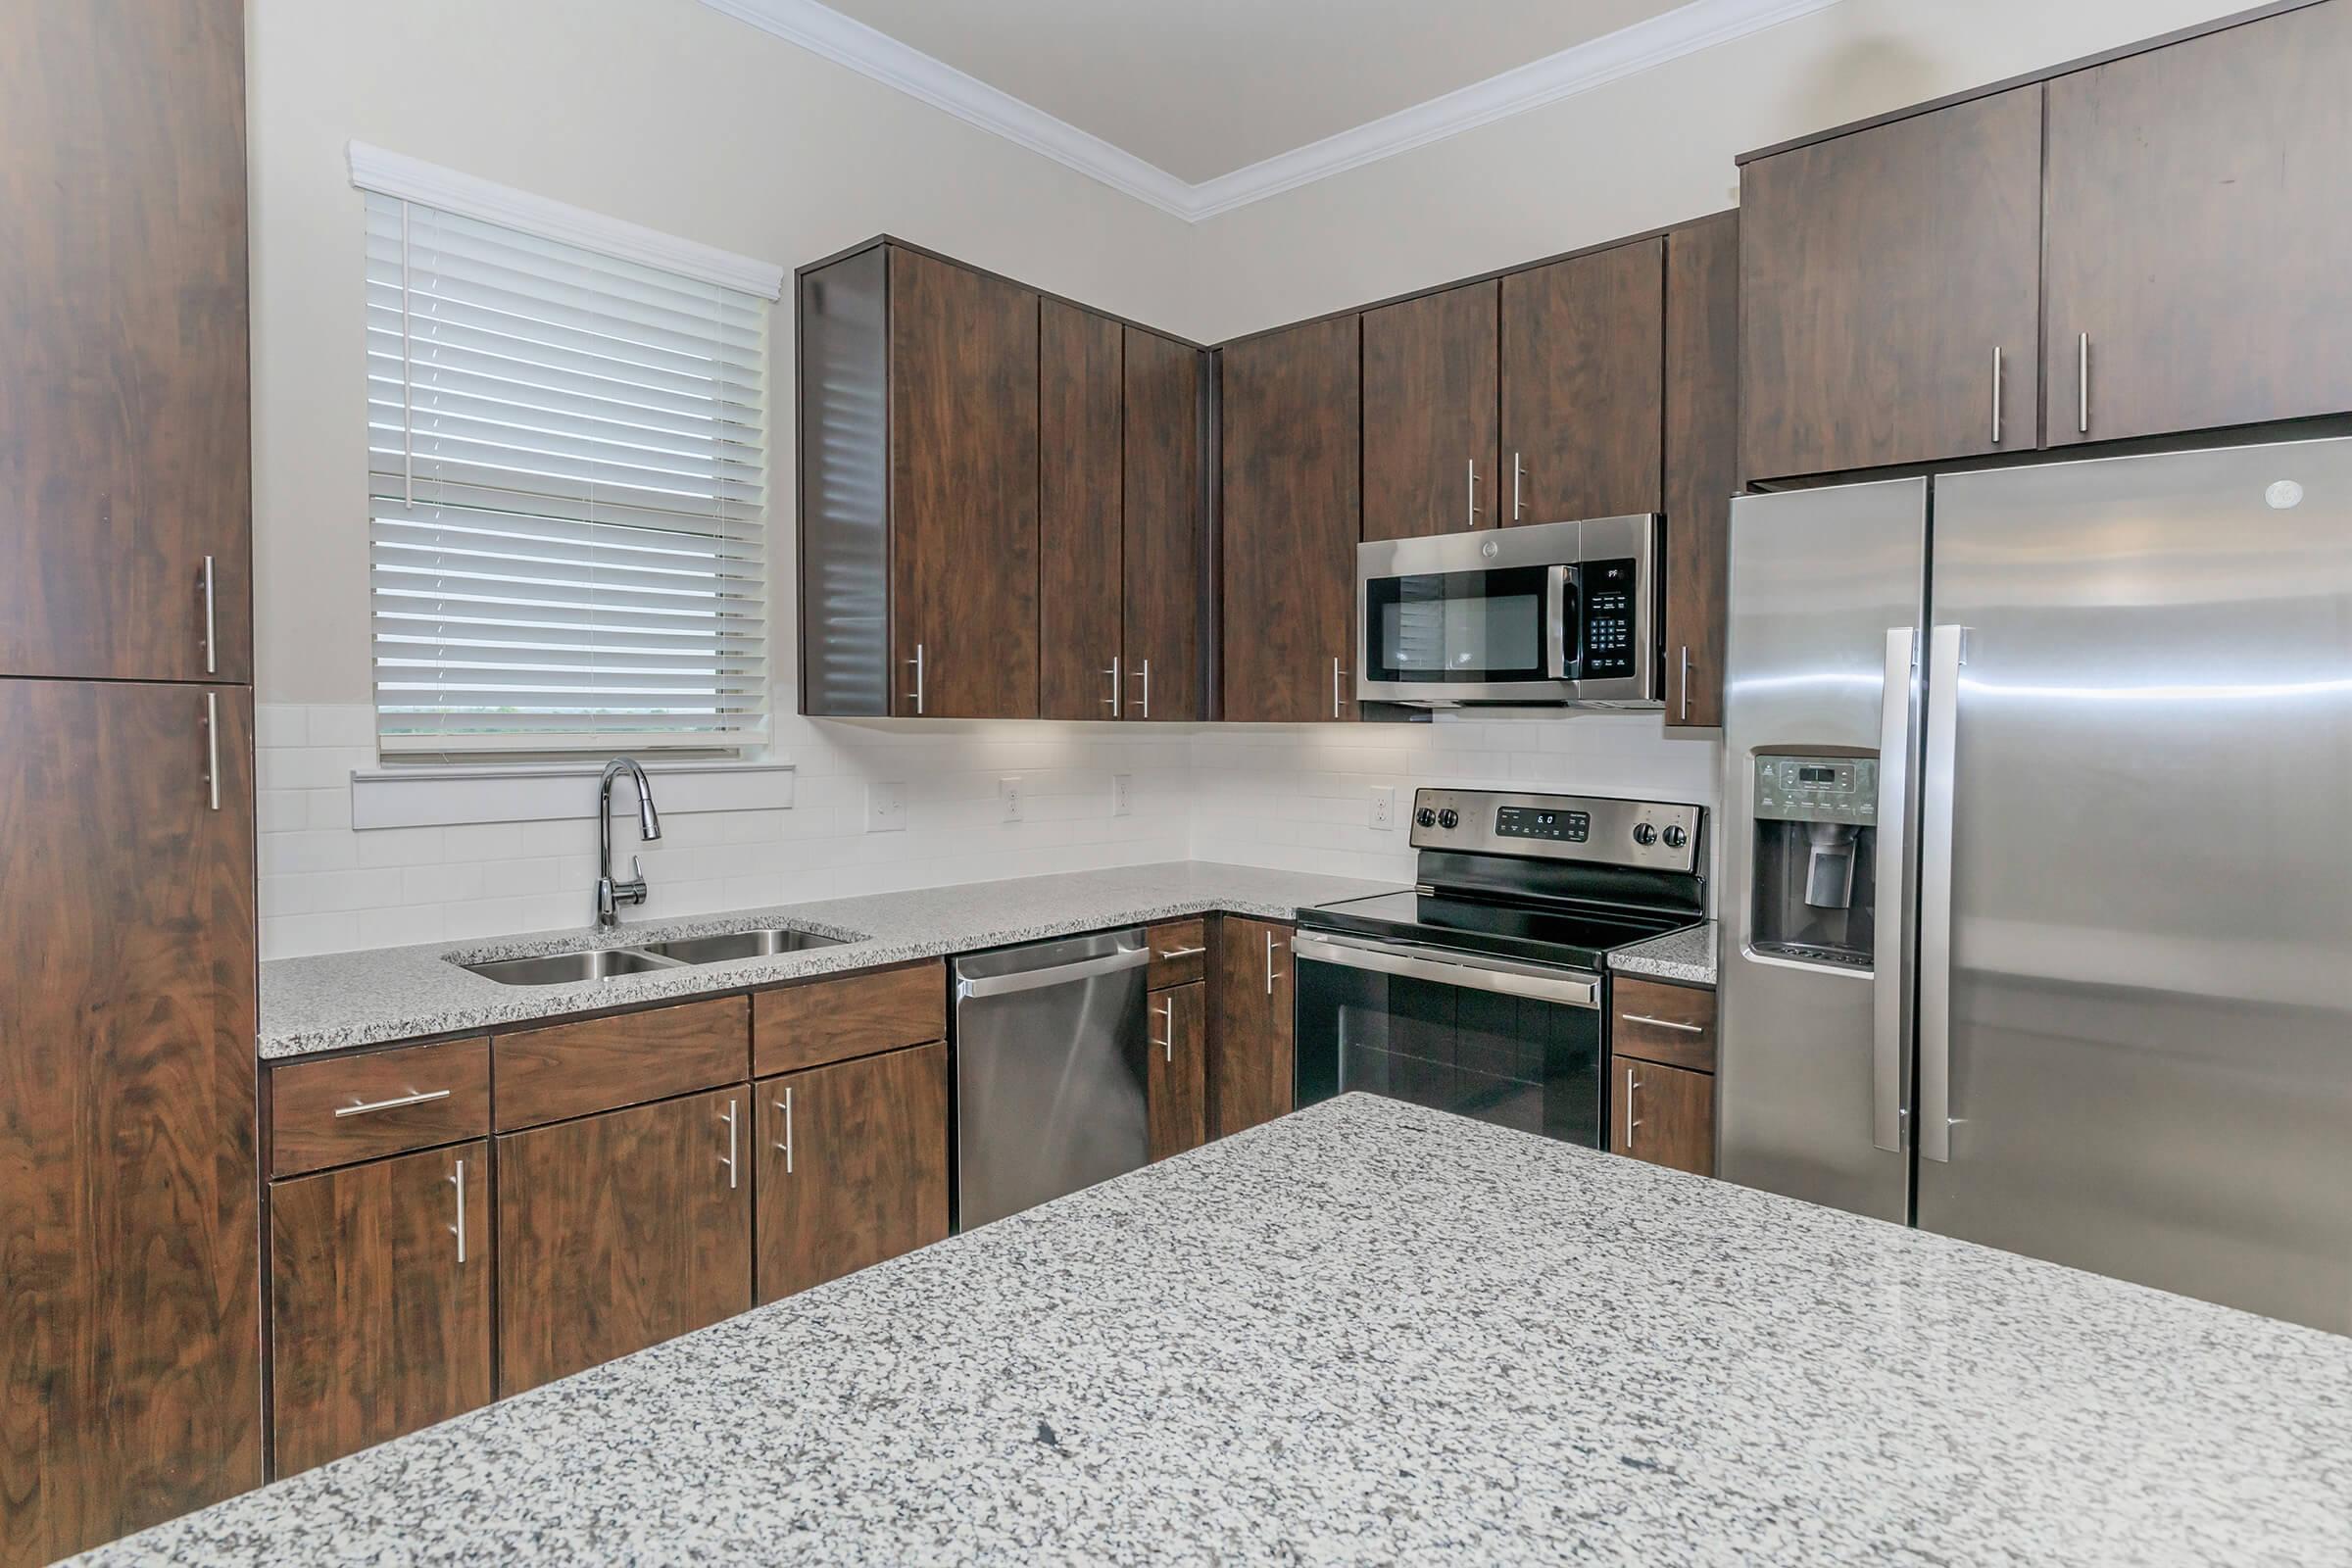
1501,240,1665,524
1362,282,1499,541
1739,86,2044,482
0,0,251,684
2041,2,2352,446
1662,213,1740,730
1039,300,1126,720
1220,317,1361,724
1122,327,1208,721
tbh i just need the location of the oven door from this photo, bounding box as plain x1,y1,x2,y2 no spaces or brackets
1291,932,1603,1147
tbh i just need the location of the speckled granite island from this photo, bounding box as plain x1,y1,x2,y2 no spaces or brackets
81,1097,2352,1566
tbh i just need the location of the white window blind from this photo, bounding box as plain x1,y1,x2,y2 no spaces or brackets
366,190,768,753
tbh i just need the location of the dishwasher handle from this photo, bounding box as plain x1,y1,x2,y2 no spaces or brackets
956,945,1150,1001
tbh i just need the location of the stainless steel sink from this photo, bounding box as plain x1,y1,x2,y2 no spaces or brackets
632,927,849,964
458,947,686,986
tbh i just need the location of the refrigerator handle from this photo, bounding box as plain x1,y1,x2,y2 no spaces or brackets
1916,625,1967,1164
1872,629,1917,1153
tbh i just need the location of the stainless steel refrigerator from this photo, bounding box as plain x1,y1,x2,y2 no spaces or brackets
1719,438,2352,1335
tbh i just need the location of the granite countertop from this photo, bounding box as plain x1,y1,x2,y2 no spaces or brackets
81,1095,2352,1565
259,861,1400,1058
1608,919,1718,986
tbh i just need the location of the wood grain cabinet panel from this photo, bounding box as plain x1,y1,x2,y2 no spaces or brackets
1662,212,1740,730
1740,85,2043,480
2042,3,2352,446
269,1142,492,1477
757,1041,950,1302
270,1037,490,1177
0,680,260,1563
1207,916,1297,1139
1219,318,1360,723
493,997,748,1131
752,960,946,1077
1501,240,1664,525
1040,301,1126,720
1146,918,1208,989
0,0,251,684
496,1086,753,1396
1611,1056,1715,1178
1611,977,1718,1074
1148,982,1209,1161
1123,327,1207,721
1362,281,1499,541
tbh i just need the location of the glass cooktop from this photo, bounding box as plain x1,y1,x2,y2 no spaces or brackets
1296,889,1691,971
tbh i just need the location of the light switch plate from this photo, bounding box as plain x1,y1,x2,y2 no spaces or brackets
865,781,906,833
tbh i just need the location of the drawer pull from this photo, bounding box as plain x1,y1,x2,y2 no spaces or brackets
1154,945,1206,959
333,1088,453,1118
1622,1013,1703,1034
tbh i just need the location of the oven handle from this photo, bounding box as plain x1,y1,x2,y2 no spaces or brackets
1291,932,1599,1009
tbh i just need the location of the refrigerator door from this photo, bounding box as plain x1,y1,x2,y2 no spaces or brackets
1919,439,2352,1333
1719,478,1927,1223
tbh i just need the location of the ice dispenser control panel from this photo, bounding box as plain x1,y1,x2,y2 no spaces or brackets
1755,756,1878,825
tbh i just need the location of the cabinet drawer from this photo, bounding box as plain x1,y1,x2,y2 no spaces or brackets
754,960,945,1077
494,998,749,1131
1146,918,1207,988
1611,976,1717,1073
270,1038,489,1178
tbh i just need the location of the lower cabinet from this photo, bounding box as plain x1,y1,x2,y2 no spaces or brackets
1147,981,1208,1160
1207,916,1297,1139
496,1086,752,1396
269,1142,492,1477
755,1041,950,1303
1608,977,1719,1177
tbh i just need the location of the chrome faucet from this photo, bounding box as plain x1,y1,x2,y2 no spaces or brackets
595,758,662,928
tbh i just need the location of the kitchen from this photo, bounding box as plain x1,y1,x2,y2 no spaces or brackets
6,0,2350,1563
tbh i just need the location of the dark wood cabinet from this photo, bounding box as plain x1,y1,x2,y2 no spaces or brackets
1740,85,2044,480
269,1142,492,1477
1661,212,1740,729
1040,301,1126,720
1123,327,1208,721
0,0,251,685
1610,1056,1715,1178
1148,982,1209,1161
1501,240,1665,524
495,1086,752,1396
2042,3,2352,447
1219,318,1360,723
1207,917,1297,1139
756,1041,949,1303
0,680,260,1563
1362,282,1499,541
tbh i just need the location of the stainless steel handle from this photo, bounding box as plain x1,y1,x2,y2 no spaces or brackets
1152,999,1174,1063
774,1087,795,1174
1103,655,1121,716
1917,624,1966,1164
1331,658,1346,719
957,945,1151,1000
906,644,925,714
202,555,218,674
2078,333,2090,436
1264,930,1284,994
1677,646,1691,723
1989,346,2004,444
1511,451,1525,521
1623,1067,1642,1149
448,1157,466,1264
204,691,220,811
1466,458,1480,528
721,1097,740,1189
1290,931,1600,1009
333,1088,453,1118
1131,659,1151,719
1153,945,1206,959
1622,1014,1701,1034
1874,628,1918,1154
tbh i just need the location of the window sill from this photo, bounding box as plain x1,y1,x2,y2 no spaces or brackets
349,759,795,831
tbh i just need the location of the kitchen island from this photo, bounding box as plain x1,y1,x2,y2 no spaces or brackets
78,1097,2352,1565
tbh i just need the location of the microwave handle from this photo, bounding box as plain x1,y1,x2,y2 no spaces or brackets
1545,564,1581,680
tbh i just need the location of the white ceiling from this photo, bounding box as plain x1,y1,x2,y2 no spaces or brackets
813,0,1692,183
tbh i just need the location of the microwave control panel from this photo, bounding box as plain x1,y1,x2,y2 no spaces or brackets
1755,755,1879,826
1578,559,1638,679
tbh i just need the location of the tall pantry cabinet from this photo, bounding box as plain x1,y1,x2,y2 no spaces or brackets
0,3,262,1562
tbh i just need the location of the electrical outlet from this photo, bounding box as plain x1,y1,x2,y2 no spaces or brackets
1111,774,1133,817
1370,785,1396,831
865,781,906,833
1000,776,1023,822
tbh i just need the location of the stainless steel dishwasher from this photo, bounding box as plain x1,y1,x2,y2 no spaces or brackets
952,928,1150,1229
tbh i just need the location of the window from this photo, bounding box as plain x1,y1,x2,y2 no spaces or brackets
365,189,769,753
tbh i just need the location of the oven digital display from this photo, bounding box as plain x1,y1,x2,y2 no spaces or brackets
1495,806,1590,843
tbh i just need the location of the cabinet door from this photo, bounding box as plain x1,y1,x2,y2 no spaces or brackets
1040,301,1125,720
1362,282,1498,541
1219,318,1360,723
269,1142,491,1477
0,1,250,683
1207,918,1297,1139
1148,982,1208,1161
1611,1057,1714,1178
757,1041,949,1303
1740,86,2043,480
889,247,1040,717
0,680,259,1563
496,1086,751,1395
1662,213,1740,729
1501,241,1663,524
2043,4,2352,446
1124,327,1206,721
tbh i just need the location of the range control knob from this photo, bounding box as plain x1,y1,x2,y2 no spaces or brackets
1414,807,1438,829
1661,824,1689,850
1631,822,1659,847
1437,808,1461,830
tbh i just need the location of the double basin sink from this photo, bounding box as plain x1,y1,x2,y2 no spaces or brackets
457,925,851,987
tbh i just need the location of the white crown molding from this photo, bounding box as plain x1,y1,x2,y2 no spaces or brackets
346,142,786,298
697,0,1841,222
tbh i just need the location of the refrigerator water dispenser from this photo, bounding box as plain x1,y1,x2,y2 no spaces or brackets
1749,754,1878,968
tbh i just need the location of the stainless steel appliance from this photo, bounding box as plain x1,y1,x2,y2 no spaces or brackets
1295,789,1706,1143
953,929,1151,1229
1356,514,1661,708
1720,438,2352,1335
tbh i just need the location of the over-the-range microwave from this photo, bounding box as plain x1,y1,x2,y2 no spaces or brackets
1356,514,1661,708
